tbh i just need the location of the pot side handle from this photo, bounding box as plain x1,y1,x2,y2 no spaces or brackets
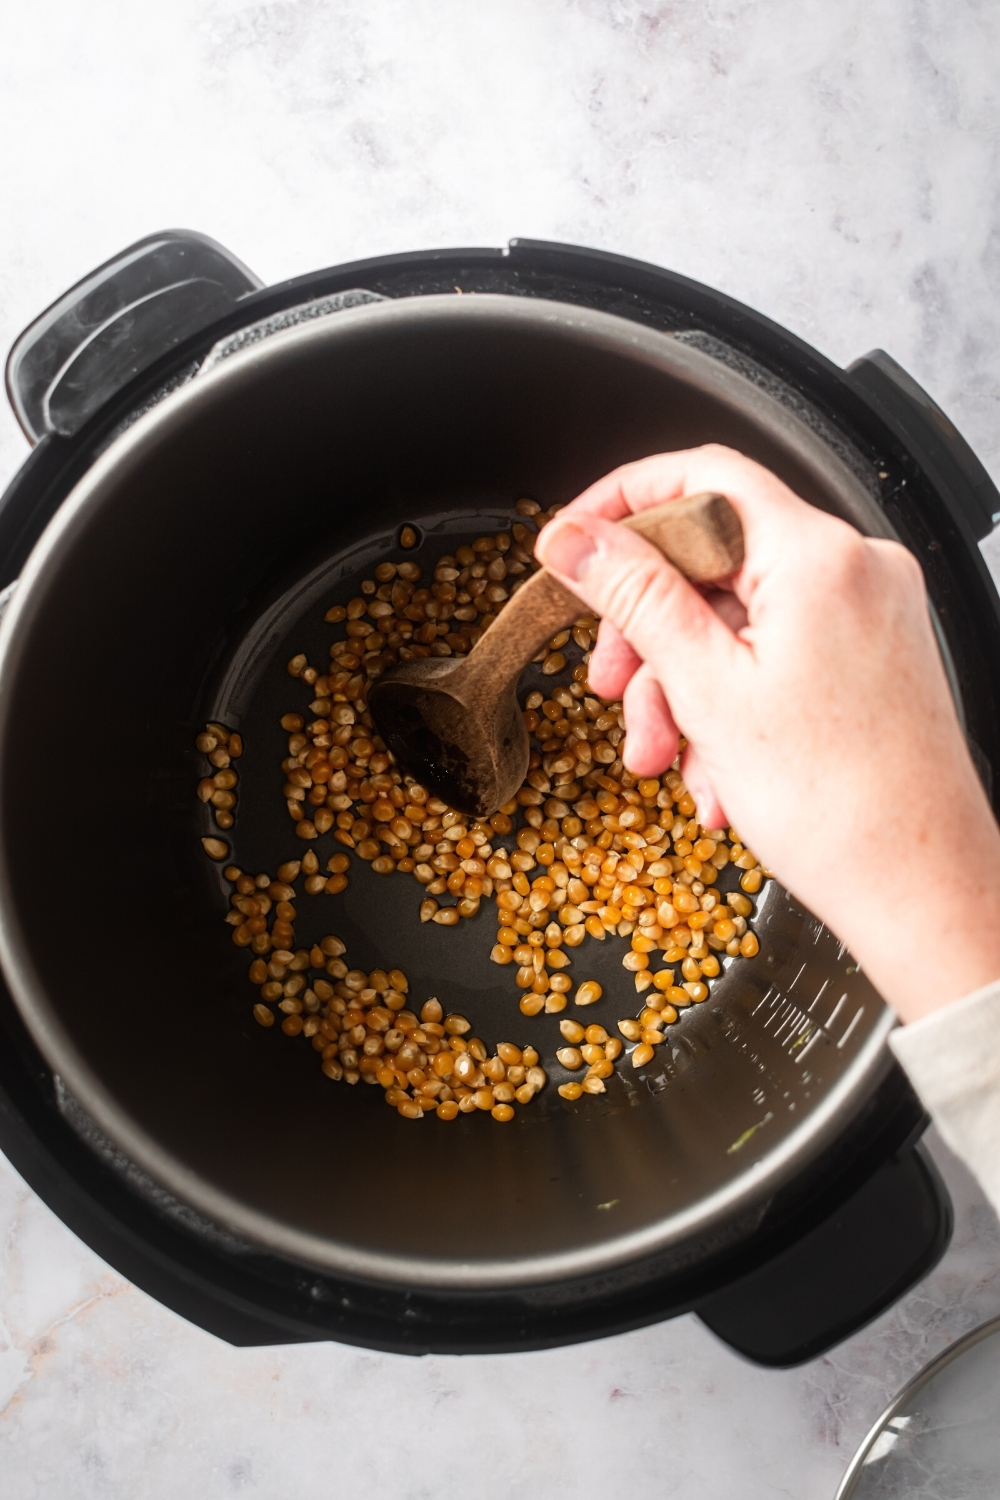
5,230,264,445
695,1140,952,1367
847,349,1000,543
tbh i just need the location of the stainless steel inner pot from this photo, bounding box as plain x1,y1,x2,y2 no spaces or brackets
0,293,904,1292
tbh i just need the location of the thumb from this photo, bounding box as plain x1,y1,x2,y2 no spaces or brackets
535,512,736,687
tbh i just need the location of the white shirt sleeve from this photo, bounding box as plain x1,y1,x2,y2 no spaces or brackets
889,978,1000,1216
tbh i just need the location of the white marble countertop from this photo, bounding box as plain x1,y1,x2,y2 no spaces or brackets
2,3,1000,1495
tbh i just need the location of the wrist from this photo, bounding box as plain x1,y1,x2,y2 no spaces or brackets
777,772,1000,1025
835,914,1000,1025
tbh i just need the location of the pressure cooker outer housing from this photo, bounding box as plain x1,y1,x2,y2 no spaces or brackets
0,233,993,1363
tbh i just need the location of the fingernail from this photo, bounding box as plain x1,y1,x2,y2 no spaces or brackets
542,522,597,582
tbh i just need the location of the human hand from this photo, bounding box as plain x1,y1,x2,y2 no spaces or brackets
535,445,1000,1023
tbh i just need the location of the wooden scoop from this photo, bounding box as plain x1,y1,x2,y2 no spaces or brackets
368,492,744,818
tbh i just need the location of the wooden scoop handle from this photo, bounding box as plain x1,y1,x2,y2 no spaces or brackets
622,490,744,583
465,492,744,685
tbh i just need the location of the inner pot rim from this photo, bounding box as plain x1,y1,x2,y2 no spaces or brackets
0,292,897,1289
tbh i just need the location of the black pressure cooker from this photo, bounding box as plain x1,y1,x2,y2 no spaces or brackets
0,231,995,1365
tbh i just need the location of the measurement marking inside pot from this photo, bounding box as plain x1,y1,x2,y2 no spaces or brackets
761,996,787,1032
796,1027,825,1065
837,1007,865,1049
773,1001,809,1044
751,985,777,1018
825,992,848,1032
808,978,829,1013
789,1023,813,1053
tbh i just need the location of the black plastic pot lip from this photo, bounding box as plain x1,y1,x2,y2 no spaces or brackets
0,237,880,494
0,291,898,1292
0,236,979,743
1,233,982,627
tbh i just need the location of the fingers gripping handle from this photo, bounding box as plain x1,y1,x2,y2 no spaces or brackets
621,491,744,583
465,492,744,690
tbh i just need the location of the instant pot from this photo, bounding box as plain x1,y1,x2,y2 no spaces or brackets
1,231,996,1366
